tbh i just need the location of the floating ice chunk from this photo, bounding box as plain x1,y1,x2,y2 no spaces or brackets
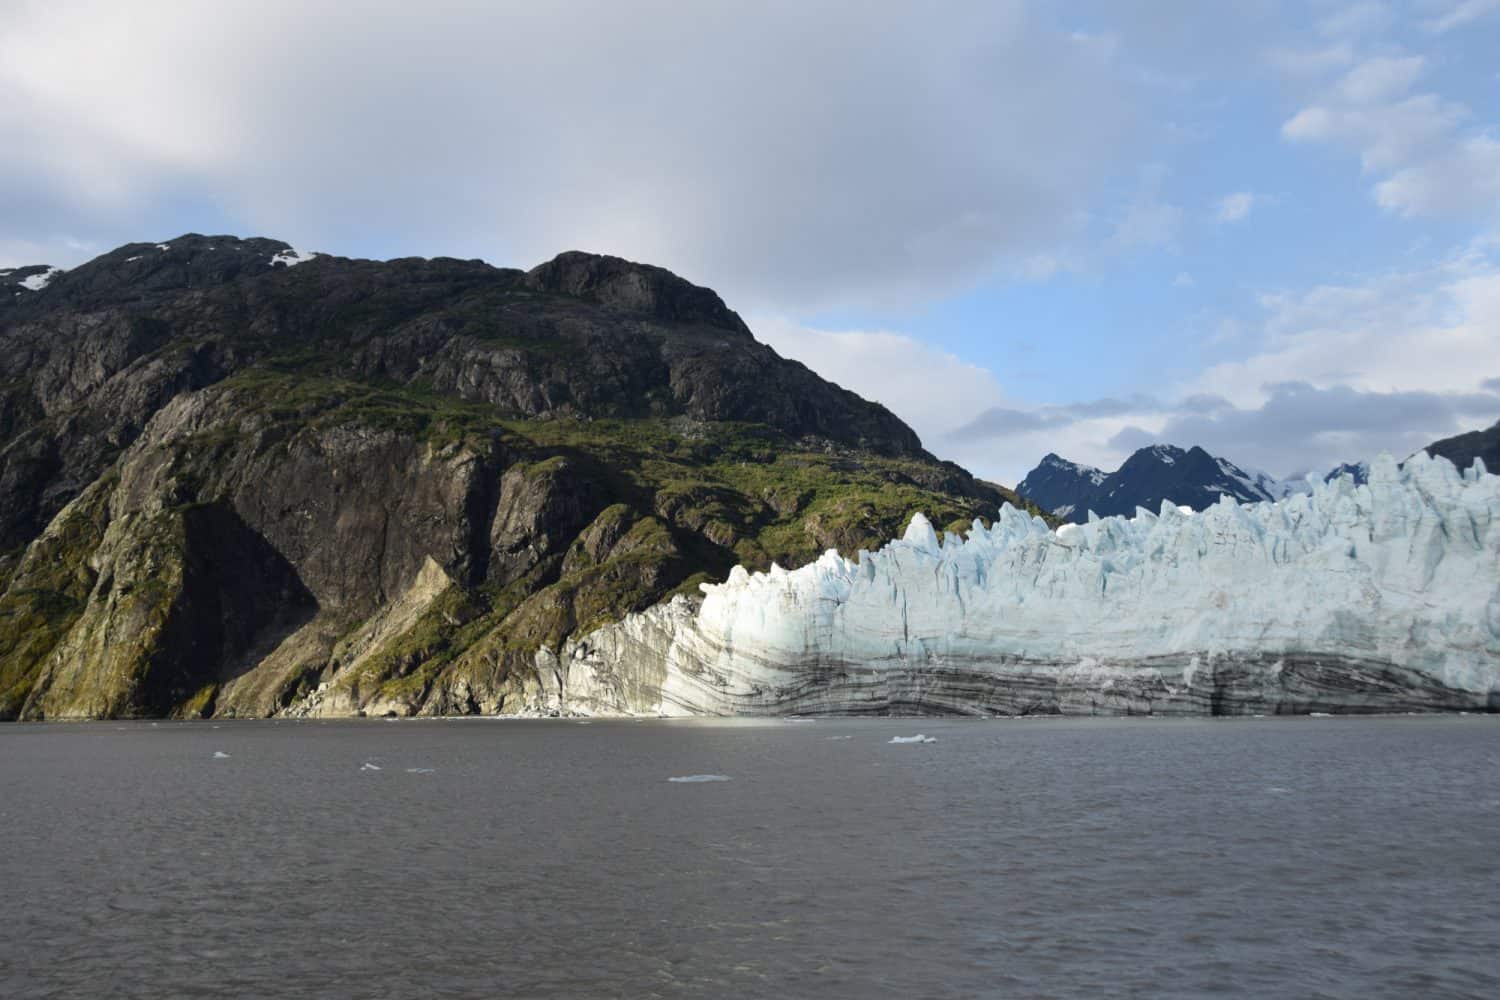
1309,712,1332,718
889,734,937,744
361,762,382,771
824,735,853,741
1266,787,1290,794
667,774,731,783
269,248,319,268
212,751,231,759
405,767,435,774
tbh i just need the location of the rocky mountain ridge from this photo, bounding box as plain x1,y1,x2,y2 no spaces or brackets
0,235,1033,720
1425,419,1500,474
1017,444,1290,523
1020,418,1500,525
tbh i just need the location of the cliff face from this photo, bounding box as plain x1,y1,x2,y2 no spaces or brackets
0,235,1028,720
557,453,1500,717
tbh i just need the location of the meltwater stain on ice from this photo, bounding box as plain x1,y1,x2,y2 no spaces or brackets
668,775,732,783
889,734,937,744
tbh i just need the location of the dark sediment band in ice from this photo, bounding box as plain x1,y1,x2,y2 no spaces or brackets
545,453,1500,716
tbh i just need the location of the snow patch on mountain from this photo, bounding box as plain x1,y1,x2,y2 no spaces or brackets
18,267,63,292
269,248,319,268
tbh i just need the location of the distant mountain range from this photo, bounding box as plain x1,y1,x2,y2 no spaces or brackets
1017,445,1303,523
1020,420,1499,524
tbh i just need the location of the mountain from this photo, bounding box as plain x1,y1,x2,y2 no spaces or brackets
1008,454,1107,521
0,234,1039,720
1424,419,1500,474
564,453,1500,716
1018,444,1289,523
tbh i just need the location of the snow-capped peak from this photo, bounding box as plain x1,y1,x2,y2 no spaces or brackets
1146,444,1179,465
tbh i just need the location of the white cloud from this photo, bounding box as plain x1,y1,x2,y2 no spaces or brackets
1213,191,1258,223
1333,54,1425,104
1173,271,1195,287
1424,0,1500,33
1110,167,1183,249
948,240,1500,481
1280,45,1498,218
1282,93,1466,172
749,315,1013,475
1317,2,1395,39
0,0,1140,310
1191,250,1500,409
1265,43,1355,81
1374,136,1500,216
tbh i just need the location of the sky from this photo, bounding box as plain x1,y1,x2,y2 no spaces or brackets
2,0,1498,484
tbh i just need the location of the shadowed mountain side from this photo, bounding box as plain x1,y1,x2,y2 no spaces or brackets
0,235,1040,719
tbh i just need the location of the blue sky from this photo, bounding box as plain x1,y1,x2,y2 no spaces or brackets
2,0,1498,483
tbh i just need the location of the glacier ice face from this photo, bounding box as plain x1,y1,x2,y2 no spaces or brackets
552,453,1500,717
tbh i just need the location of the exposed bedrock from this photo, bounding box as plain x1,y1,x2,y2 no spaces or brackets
555,453,1500,716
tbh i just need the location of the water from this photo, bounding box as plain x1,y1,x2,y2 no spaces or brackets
2,716,1498,999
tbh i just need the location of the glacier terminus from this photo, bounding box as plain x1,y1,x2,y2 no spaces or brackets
543,453,1500,717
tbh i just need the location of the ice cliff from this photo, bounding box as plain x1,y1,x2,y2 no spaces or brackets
549,453,1500,716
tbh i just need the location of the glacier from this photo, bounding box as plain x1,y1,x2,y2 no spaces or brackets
541,453,1500,717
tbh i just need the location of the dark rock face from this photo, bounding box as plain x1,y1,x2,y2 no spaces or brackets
0,234,1015,719
523,251,752,334
1425,419,1500,474
1018,445,1276,523
0,236,929,563
1014,454,1106,521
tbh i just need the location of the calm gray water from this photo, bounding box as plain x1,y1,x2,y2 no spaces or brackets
2,716,1498,999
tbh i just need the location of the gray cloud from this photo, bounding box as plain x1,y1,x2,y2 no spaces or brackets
959,381,1500,481
0,1,1140,310
1059,393,1164,419
952,407,1072,437
953,393,1165,439
1114,382,1500,476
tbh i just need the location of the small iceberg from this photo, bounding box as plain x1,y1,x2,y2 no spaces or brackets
889,734,937,744
212,751,231,759
361,762,382,771
405,767,435,774
667,774,731,783
824,735,853,741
